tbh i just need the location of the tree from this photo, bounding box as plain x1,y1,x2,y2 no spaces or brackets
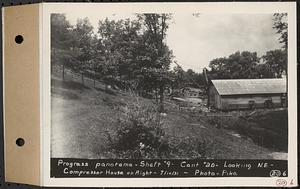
89,35,102,87
272,13,288,78
208,51,260,79
137,14,173,112
97,18,143,90
72,17,94,84
51,14,73,80
183,69,204,88
208,57,229,79
51,14,176,107
273,13,288,51
255,63,275,78
229,51,260,79
171,65,187,90
262,49,287,78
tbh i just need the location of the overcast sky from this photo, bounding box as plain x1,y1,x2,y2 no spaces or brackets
65,13,281,73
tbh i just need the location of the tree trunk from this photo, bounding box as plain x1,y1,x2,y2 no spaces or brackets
81,73,84,85
62,64,65,81
159,85,164,112
155,90,158,103
207,86,210,108
94,68,96,87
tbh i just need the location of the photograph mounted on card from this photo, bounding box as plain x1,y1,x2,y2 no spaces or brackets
2,2,297,187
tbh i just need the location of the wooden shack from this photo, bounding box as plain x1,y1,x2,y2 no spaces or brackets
183,87,203,98
208,79,287,110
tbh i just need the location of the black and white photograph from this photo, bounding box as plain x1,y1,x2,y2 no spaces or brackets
50,11,288,161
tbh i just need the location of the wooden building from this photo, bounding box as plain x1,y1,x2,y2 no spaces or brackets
208,79,287,110
183,87,203,98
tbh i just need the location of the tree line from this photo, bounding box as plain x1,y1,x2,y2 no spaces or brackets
51,13,287,111
208,13,287,80
51,14,181,112
208,49,287,79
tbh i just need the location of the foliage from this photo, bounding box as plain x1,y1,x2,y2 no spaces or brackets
207,14,288,80
136,14,174,112
255,63,275,78
51,14,74,79
208,51,260,79
273,13,288,50
185,69,206,88
51,13,176,95
262,49,287,78
213,110,288,152
68,17,95,84
51,14,72,50
50,13,212,107
170,65,187,89
234,111,288,151
104,99,209,159
208,49,288,79
168,136,211,159
97,18,142,86
104,100,169,158
51,13,289,93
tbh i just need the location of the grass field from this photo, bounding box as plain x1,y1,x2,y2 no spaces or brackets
51,75,287,159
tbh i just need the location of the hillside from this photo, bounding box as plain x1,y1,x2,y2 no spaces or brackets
51,75,286,159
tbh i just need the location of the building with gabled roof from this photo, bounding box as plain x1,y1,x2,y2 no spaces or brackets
208,79,287,110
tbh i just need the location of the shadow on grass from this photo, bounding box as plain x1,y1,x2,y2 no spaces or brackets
52,89,80,100
228,109,288,152
95,87,117,96
51,78,90,90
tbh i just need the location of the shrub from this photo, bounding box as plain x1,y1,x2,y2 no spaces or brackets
104,99,170,159
104,98,210,159
167,136,211,159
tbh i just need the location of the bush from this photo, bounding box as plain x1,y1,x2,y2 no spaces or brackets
104,99,170,158
104,99,210,159
167,136,211,159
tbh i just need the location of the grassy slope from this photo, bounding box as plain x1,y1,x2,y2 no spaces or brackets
51,77,275,159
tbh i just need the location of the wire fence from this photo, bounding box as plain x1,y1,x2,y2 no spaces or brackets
51,66,107,89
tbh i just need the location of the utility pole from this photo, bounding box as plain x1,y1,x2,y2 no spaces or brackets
203,67,210,107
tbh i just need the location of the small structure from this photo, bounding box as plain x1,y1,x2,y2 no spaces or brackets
183,87,203,98
208,79,287,110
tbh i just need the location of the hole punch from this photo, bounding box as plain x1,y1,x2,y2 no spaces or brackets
16,138,25,147
15,35,24,44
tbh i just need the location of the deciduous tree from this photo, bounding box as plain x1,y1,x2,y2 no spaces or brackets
51,14,73,80
72,17,94,84
273,13,288,50
208,51,260,79
136,14,173,112
262,49,287,78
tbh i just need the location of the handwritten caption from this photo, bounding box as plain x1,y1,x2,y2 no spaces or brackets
51,158,287,178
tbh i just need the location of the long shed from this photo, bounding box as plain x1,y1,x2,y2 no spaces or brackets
208,79,287,110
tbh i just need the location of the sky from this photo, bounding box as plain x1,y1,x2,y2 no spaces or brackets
65,13,281,73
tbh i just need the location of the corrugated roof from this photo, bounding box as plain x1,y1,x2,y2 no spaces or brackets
211,79,287,95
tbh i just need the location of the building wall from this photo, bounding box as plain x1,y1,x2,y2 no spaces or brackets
208,86,287,110
220,94,286,110
208,86,222,109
